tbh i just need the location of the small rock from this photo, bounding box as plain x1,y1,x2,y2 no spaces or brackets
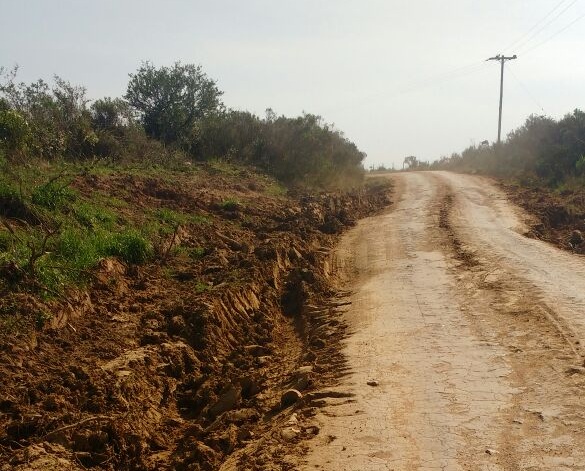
292,368,313,391
244,344,271,356
281,389,303,408
208,385,241,418
304,425,320,435
296,365,314,375
281,427,300,441
257,356,271,366
225,408,258,423
367,380,379,387
304,351,317,362
485,448,498,455
237,426,254,441
311,338,326,349
287,413,299,425
168,315,187,334
293,376,310,391
240,376,262,398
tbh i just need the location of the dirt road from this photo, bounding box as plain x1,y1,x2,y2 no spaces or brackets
302,171,585,471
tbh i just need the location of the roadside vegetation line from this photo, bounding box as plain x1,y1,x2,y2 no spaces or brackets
0,62,366,190
430,109,585,189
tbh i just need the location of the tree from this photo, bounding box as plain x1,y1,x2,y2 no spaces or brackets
90,97,132,131
125,61,223,145
403,155,419,169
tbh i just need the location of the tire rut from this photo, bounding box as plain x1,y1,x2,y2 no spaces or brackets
438,175,585,470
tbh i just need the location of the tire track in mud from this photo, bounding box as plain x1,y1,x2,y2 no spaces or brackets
436,176,585,470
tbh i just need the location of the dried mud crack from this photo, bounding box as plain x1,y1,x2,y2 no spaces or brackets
0,168,391,471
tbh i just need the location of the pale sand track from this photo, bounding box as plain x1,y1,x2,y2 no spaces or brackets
302,172,585,471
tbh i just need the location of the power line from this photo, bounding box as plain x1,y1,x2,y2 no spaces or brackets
520,9,585,56
323,60,490,114
502,0,573,51
507,64,546,114
399,61,488,94
514,0,580,53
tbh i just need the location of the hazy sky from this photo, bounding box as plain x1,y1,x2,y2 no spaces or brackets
1,0,584,168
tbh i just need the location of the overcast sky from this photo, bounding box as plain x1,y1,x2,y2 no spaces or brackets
1,0,584,168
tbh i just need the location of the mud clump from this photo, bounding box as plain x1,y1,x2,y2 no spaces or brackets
570,229,584,247
280,389,303,408
0,166,391,470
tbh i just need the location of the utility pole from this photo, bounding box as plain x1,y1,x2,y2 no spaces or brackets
486,54,517,143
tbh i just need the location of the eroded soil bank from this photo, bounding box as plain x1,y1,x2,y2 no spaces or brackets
302,172,585,470
500,180,585,254
0,166,390,471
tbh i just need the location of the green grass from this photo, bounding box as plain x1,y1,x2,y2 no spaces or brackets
72,201,117,229
56,228,105,271
0,180,20,199
188,247,206,259
106,230,152,264
0,159,217,306
263,181,287,196
195,281,211,293
31,181,77,210
207,158,240,176
154,207,189,226
220,199,240,211
150,208,211,239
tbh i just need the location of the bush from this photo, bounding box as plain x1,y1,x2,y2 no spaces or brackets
0,109,30,154
191,110,365,189
0,69,96,160
106,230,151,264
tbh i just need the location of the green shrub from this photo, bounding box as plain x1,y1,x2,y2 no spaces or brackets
189,247,206,259
106,230,151,264
220,199,239,211
0,109,30,154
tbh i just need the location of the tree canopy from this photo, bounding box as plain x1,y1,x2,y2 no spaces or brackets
125,62,223,145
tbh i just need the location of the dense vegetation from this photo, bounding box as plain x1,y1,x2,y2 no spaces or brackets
431,110,585,188
0,62,365,189
0,61,368,304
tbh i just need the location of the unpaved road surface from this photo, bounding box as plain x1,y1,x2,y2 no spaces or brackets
302,171,585,471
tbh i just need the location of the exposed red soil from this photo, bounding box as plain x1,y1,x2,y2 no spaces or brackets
0,166,390,470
